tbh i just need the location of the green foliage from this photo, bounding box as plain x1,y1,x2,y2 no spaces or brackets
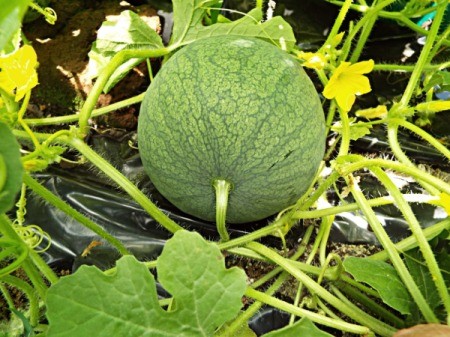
0,0,31,52
404,248,445,320
424,71,450,93
1,1,450,336
87,0,295,93
0,122,23,214
46,231,247,337
87,10,164,93
176,7,296,50
343,257,412,315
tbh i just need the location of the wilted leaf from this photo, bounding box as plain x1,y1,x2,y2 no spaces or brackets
46,230,247,337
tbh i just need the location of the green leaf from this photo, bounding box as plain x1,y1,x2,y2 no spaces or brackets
343,257,412,315
424,71,450,93
404,249,442,313
1,28,21,56
349,121,372,141
87,10,164,93
171,1,296,50
0,122,23,214
182,8,296,51
0,0,31,52
46,230,247,337
171,0,221,45
261,317,333,337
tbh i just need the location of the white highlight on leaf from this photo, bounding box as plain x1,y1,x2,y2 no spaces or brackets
279,37,286,51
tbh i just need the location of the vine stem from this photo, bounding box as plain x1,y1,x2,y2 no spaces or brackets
387,123,439,195
371,166,450,322
345,173,439,323
12,129,182,235
0,214,56,297
216,272,289,337
391,117,450,161
374,62,450,72
245,287,373,336
78,48,172,137
327,0,450,45
213,179,231,242
338,157,450,195
339,0,397,62
370,218,450,261
17,91,41,149
23,173,131,256
337,108,351,157
68,136,183,234
246,242,396,336
24,93,145,126
0,275,39,326
349,1,378,63
331,284,405,328
397,1,447,108
323,0,352,48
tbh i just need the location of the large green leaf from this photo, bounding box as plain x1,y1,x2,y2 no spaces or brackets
0,122,23,214
46,230,247,337
170,0,220,45
87,10,164,93
182,8,296,50
343,257,412,315
261,317,333,337
0,0,31,52
171,0,296,50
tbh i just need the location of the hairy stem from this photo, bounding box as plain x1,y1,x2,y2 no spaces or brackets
247,241,396,336
78,48,171,137
398,1,447,108
23,173,131,256
371,167,450,322
245,287,373,335
346,173,438,323
69,137,183,233
1,274,39,326
24,93,145,126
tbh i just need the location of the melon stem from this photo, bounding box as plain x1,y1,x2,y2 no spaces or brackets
213,179,232,242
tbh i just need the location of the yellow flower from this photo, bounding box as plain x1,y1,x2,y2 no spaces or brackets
298,51,327,70
323,59,374,111
415,100,450,113
429,193,450,216
326,32,345,49
356,105,388,119
0,45,39,102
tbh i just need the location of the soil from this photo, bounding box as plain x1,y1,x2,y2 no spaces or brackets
23,0,161,130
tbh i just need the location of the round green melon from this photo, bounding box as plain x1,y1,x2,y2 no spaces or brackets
138,35,326,224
